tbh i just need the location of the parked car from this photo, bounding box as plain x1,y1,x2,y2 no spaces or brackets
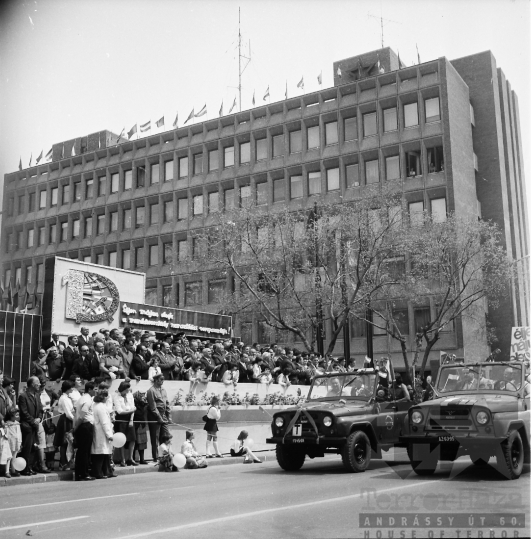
266,359,413,472
400,361,530,479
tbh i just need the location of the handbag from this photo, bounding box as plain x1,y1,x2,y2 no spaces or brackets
202,414,208,422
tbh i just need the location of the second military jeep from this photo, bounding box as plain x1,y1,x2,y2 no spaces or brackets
400,361,530,479
266,360,413,472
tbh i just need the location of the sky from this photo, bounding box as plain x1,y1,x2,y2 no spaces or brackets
0,0,529,213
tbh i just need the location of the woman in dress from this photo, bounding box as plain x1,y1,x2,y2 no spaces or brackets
54,381,74,470
91,386,116,479
113,382,137,466
204,396,223,458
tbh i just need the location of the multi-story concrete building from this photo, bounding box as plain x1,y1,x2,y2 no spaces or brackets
1,47,528,369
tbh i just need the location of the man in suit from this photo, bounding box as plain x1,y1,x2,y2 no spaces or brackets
72,344,101,381
62,335,80,381
18,376,44,475
46,332,65,351
78,327,93,349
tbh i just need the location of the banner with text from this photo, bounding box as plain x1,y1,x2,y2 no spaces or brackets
510,326,530,361
120,302,232,339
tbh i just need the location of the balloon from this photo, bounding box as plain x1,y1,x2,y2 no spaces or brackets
13,457,26,471
173,453,186,469
244,438,254,449
112,432,126,448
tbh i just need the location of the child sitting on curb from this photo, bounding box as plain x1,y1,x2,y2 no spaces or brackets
230,430,262,464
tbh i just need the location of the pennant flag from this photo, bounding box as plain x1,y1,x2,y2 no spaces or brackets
317,71,322,85
45,147,53,160
172,112,179,128
28,153,32,167
19,157,22,171
184,108,195,124
336,66,342,78
156,116,164,128
19,286,28,313
358,59,364,78
416,44,421,65
284,80,288,100
6,282,12,308
116,128,125,144
263,86,270,101
36,150,43,164
140,120,151,132
71,142,75,156
128,124,137,139
397,51,402,69
297,76,304,90
377,54,384,74
195,104,207,117
219,101,223,117
228,98,237,114
252,91,255,106
12,283,19,313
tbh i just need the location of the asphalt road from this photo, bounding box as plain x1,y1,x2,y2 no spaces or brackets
0,450,529,539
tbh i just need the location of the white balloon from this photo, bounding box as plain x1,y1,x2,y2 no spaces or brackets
13,457,26,471
112,432,126,448
173,453,186,468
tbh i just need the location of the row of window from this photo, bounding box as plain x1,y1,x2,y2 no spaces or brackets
6,97,442,217
5,189,447,253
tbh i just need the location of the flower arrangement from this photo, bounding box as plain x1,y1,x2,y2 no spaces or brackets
171,389,186,406
221,392,242,405
171,389,305,407
184,391,197,405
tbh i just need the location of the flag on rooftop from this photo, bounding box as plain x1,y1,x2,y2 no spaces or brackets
263,86,269,100
318,71,322,85
116,128,125,144
156,116,164,128
184,108,195,124
36,150,43,164
252,91,255,106
195,104,207,118
18,157,22,171
377,54,384,74
228,98,237,114
284,80,288,100
28,153,32,167
140,120,151,132
128,124,137,139
45,147,53,160
297,76,304,90
71,142,75,156
337,66,342,78
358,59,364,78
172,112,179,128
416,44,421,65
397,51,402,69
219,101,223,117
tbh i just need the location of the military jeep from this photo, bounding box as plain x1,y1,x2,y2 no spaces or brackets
266,360,413,472
400,361,530,479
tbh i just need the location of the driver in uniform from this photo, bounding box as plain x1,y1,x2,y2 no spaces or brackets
326,378,343,397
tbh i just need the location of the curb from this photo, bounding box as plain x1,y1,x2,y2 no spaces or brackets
0,450,276,487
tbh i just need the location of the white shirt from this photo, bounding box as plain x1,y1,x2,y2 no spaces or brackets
75,393,94,424
148,366,162,382
113,392,135,415
57,393,75,420
70,388,82,407
207,406,221,420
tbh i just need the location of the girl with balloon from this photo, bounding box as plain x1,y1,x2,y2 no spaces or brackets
0,408,23,477
230,430,262,463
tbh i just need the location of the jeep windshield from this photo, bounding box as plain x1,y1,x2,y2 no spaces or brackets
436,363,523,393
308,373,377,401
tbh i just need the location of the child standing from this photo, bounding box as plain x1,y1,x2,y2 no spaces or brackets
1,409,22,478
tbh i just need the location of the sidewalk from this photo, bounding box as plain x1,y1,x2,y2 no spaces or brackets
0,450,276,488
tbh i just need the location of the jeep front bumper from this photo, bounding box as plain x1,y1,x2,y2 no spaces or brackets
266,436,347,445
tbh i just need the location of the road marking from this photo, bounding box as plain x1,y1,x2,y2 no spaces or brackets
117,480,440,538
0,492,138,512
0,516,89,532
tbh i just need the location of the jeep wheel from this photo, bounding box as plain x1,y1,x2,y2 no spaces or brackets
497,429,524,480
341,431,371,473
276,444,306,471
407,444,438,476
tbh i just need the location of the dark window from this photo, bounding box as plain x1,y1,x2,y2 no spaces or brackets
137,167,145,188
273,179,285,202
383,108,398,132
193,153,203,175
406,151,422,177
98,177,106,197
74,182,81,201
28,192,35,212
346,164,359,187
61,185,69,205
135,247,144,268
84,217,92,238
272,134,283,157
18,195,25,214
351,317,366,338
110,211,118,232
49,223,57,243
363,112,377,137
163,242,173,265
209,149,219,171
136,206,145,228
344,116,358,141
185,282,202,306
149,244,158,265
162,285,172,307
123,208,132,229
427,146,444,173
256,138,267,161
414,307,431,333
208,281,225,303
145,288,157,305
7,197,14,216
289,130,302,153
178,240,188,261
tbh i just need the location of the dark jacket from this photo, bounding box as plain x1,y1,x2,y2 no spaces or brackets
72,351,101,380
18,390,43,430
62,346,80,379
0,387,15,423
131,353,151,380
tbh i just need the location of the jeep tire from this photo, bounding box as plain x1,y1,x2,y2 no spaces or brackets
497,429,524,480
407,444,438,476
276,444,306,471
341,431,371,473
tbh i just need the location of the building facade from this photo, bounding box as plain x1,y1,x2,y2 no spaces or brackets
2,47,528,367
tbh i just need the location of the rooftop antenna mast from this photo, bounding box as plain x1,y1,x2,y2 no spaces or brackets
367,6,399,48
238,7,251,112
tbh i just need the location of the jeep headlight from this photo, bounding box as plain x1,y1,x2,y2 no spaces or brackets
411,411,424,424
323,416,333,427
275,416,284,427
476,411,489,425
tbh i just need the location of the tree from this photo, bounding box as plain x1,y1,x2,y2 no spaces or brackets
190,183,408,354
354,212,514,379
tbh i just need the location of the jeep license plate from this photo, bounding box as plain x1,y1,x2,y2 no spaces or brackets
438,435,455,442
292,424,302,437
